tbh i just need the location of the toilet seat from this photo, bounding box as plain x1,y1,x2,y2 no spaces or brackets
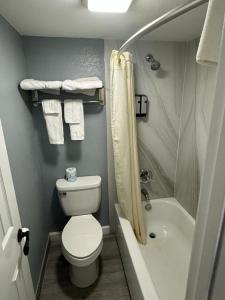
62,215,103,267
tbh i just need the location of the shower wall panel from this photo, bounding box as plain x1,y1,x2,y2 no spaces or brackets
105,40,185,199
105,39,217,219
175,40,217,217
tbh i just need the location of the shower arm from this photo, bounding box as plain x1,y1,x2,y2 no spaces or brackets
118,0,208,55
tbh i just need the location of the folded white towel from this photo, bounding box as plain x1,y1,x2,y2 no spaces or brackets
62,77,103,92
20,79,46,90
196,0,225,65
20,79,62,91
64,99,84,140
45,81,62,90
42,100,64,144
41,81,62,95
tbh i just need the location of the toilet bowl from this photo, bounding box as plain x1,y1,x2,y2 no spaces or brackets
62,214,103,287
56,176,103,287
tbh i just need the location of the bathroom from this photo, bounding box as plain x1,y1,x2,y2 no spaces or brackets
0,0,225,299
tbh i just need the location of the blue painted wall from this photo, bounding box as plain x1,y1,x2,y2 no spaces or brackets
23,37,109,228
0,16,49,289
0,16,108,291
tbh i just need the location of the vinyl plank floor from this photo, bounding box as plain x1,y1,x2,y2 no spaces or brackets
39,235,131,300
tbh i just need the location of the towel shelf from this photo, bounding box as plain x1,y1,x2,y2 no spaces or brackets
31,87,105,107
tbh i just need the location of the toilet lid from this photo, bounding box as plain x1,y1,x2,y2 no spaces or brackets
62,215,103,258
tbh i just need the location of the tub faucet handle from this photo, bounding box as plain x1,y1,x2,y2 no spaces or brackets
140,168,153,183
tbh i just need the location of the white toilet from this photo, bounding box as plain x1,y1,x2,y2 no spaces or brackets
56,176,103,288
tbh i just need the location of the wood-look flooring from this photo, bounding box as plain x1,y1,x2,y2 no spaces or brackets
39,235,131,300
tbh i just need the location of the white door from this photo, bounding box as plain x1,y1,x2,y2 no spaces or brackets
0,121,35,300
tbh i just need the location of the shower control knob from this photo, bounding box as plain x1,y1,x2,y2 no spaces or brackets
145,54,154,62
140,169,153,183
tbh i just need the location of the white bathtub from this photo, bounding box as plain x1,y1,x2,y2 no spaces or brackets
115,197,195,300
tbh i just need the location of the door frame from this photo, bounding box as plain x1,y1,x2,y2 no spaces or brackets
185,21,225,300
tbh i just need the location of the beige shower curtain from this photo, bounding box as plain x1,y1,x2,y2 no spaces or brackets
110,50,146,244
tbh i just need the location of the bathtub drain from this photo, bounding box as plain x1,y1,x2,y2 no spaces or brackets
149,232,156,239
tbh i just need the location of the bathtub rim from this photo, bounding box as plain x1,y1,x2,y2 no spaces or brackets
115,197,195,300
115,203,160,300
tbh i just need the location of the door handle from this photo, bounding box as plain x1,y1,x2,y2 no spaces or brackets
17,228,30,256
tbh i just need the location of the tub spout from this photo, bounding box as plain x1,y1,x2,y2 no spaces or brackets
141,188,152,210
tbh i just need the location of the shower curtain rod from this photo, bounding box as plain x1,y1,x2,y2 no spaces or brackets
118,0,208,54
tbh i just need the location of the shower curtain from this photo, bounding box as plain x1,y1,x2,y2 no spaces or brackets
110,50,146,244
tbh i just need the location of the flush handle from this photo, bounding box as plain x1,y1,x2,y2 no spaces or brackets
17,228,30,256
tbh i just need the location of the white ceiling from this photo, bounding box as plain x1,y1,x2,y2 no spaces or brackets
0,0,207,41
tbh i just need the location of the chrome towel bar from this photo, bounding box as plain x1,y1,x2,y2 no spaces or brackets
31,87,105,107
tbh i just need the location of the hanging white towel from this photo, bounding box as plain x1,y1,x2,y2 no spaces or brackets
69,120,85,141
64,99,85,140
62,77,103,94
196,0,225,65
42,100,64,144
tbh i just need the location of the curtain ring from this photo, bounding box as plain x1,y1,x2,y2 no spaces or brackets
118,52,125,65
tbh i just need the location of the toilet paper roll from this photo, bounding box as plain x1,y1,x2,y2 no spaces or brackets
66,167,77,182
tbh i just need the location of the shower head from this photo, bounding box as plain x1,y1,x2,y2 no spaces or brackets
150,60,161,71
145,54,161,71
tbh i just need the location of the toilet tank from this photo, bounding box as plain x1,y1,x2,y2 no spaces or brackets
56,176,101,216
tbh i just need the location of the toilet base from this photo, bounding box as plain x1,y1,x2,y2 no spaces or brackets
69,257,99,288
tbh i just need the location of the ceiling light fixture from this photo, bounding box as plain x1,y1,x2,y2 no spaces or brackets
87,0,133,13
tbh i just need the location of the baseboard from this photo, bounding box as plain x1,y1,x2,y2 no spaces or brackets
49,231,61,242
35,235,51,299
102,225,111,235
